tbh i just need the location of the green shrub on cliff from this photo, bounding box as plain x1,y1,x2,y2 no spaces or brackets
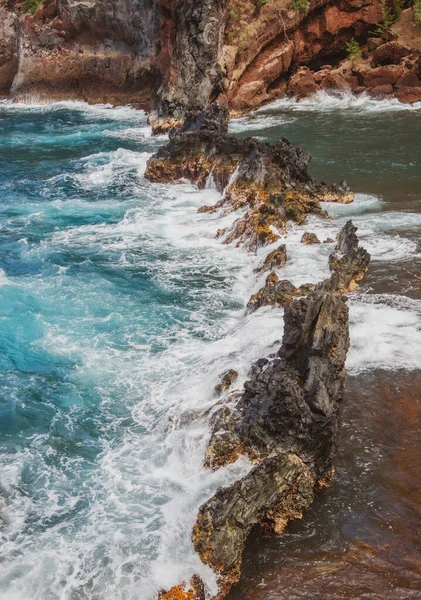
22,0,42,13
413,0,421,25
289,0,309,13
346,38,361,65
374,0,402,35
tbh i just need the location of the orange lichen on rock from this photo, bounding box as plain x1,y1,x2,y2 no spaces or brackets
158,576,205,600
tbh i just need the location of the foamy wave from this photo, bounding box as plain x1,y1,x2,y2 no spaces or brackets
229,114,296,134
348,294,421,373
1,100,147,122
257,91,421,114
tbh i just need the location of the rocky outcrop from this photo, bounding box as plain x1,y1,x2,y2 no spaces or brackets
329,220,371,293
145,105,354,250
195,276,351,595
0,9,18,96
0,0,157,105
149,108,370,598
248,220,370,312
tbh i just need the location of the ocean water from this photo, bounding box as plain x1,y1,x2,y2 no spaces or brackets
0,95,420,600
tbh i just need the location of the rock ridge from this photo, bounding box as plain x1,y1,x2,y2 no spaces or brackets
151,112,370,599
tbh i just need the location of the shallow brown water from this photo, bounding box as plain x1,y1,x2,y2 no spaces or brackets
228,372,421,600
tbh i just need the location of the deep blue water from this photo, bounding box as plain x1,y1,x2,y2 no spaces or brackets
0,97,421,600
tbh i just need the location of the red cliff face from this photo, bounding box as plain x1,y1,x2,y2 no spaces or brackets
0,0,383,110
217,0,382,112
1,1,419,116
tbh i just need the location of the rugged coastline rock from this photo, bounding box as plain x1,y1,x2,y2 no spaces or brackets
194,276,352,597
145,105,354,250
151,108,370,599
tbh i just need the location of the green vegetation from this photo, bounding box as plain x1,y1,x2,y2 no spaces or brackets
373,0,402,35
22,0,42,13
413,0,421,25
289,0,309,13
346,38,361,65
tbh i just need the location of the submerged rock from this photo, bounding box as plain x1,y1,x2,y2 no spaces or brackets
301,232,321,245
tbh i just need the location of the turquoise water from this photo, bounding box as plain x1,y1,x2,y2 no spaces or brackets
1,96,421,600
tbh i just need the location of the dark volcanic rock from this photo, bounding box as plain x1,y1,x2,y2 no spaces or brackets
255,244,287,273
145,130,353,250
247,273,297,312
195,281,351,590
329,220,371,293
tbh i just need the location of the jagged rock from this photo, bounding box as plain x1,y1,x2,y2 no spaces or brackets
301,232,321,245
214,369,239,396
194,281,351,593
372,41,411,66
170,103,229,137
247,273,297,312
145,131,351,250
324,237,334,244
329,220,371,293
255,244,287,274
158,576,205,600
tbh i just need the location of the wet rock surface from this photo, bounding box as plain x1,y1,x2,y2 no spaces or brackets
145,107,354,250
195,274,353,594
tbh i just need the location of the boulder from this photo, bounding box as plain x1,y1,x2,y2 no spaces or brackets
363,65,407,88
301,232,321,245
372,41,411,66
320,73,351,91
395,86,421,104
367,37,384,53
287,67,320,99
394,72,421,89
369,84,394,97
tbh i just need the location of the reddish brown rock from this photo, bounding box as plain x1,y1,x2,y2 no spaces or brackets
287,67,319,99
313,68,332,84
369,84,394,98
364,65,407,88
395,72,421,89
320,73,351,92
395,86,421,104
372,41,411,66
367,37,384,53
0,10,18,97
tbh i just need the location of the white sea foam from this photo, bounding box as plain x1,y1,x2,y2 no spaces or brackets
229,114,296,134
1,100,147,122
257,91,421,114
348,294,421,373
